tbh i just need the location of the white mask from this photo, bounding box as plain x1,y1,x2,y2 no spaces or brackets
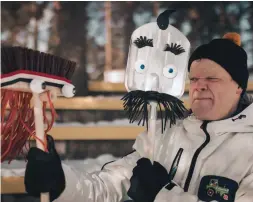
122,10,191,132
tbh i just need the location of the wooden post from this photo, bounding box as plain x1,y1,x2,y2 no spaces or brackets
48,1,61,53
153,1,159,17
33,93,50,202
104,1,112,71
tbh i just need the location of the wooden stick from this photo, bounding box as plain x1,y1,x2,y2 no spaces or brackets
148,102,157,164
33,93,50,202
104,1,112,71
153,1,159,17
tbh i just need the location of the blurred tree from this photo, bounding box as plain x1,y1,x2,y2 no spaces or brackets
243,1,253,72
110,1,125,71
47,2,61,53
2,1,252,79
120,1,141,64
86,1,106,80
159,1,253,52
53,2,89,96
1,1,48,46
104,1,112,72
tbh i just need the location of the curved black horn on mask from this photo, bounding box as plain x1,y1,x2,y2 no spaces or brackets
157,9,176,30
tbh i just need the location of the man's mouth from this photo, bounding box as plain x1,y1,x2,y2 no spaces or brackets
194,98,211,101
195,98,210,100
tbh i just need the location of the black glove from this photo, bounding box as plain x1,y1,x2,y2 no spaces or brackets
127,158,173,202
25,135,65,201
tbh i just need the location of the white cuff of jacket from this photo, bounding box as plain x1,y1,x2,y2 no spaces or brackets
154,185,198,202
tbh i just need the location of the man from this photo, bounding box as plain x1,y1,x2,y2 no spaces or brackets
25,33,253,202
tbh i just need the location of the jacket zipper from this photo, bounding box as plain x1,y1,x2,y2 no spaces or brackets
183,120,211,192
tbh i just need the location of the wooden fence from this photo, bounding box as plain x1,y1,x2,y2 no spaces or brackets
1,81,253,194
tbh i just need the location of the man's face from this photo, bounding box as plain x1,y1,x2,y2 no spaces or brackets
189,59,242,120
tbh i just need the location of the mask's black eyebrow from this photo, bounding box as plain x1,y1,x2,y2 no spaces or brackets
133,36,153,48
164,43,185,55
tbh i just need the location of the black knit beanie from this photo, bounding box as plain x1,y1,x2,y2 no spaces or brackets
188,33,249,92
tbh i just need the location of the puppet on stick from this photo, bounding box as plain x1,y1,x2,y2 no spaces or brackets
122,10,190,162
1,46,76,202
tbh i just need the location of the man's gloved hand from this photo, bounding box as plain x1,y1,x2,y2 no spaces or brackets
127,158,174,202
25,135,65,201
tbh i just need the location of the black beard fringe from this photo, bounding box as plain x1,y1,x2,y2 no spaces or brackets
121,90,189,133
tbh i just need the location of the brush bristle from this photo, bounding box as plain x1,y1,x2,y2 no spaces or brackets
1,46,76,80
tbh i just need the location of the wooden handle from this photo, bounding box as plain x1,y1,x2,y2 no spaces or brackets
33,93,50,202
148,102,157,164
33,93,45,150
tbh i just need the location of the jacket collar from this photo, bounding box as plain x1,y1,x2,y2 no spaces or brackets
182,94,253,137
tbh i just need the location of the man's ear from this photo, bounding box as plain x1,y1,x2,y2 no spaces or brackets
236,86,243,95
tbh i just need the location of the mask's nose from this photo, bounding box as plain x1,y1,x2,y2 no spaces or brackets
145,73,159,91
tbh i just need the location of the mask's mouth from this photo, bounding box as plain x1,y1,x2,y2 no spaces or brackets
121,90,189,133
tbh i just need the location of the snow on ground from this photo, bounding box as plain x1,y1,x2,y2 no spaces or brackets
1,154,119,177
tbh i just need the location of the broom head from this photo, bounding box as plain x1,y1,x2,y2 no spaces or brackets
1,46,77,98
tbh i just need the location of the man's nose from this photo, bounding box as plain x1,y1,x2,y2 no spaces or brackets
145,73,159,91
195,79,208,91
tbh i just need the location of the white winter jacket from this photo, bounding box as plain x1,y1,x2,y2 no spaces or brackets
56,98,253,202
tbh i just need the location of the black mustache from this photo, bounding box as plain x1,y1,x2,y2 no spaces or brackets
121,90,188,133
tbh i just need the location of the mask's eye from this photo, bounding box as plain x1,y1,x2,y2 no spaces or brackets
62,84,76,98
135,60,147,74
163,64,177,79
30,79,46,94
